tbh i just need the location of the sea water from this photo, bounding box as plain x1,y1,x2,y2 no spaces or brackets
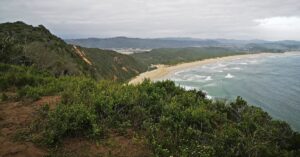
160,52,300,131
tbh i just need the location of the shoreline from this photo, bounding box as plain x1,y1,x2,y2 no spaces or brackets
129,52,296,84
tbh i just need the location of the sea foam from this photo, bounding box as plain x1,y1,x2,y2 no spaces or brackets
225,73,234,78
231,67,241,70
205,76,213,81
181,85,197,90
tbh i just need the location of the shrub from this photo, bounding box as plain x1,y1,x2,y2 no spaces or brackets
0,93,8,101
0,63,51,91
42,103,102,146
61,78,98,105
2,65,296,156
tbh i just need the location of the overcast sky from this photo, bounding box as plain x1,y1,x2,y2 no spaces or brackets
1,0,300,40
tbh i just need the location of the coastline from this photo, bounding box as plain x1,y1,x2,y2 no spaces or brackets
129,52,290,84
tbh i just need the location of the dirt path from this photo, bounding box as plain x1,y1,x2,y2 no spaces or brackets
0,96,60,157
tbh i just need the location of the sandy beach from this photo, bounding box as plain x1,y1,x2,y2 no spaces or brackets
129,52,282,84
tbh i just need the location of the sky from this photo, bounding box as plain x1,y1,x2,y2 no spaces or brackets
1,0,300,40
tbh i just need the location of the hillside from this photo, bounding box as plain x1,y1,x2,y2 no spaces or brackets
0,22,147,81
0,21,91,77
1,64,299,156
79,46,147,81
131,47,248,66
0,22,300,157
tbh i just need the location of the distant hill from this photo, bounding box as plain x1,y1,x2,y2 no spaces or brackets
65,37,220,49
66,37,300,52
131,47,248,66
244,41,300,52
0,22,147,81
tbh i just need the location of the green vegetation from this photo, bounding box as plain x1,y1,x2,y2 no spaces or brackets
2,63,299,156
81,47,147,81
1,21,300,156
0,93,8,101
41,103,101,146
0,21,147,81
0,21,91,76
131,47,247,66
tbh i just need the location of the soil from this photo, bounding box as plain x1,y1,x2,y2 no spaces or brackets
0,95,60,157
0,94,152,157
55,130,152,157
73,45,93,65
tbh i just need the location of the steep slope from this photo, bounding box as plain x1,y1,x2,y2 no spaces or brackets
75,46,147,81
0,21,93,77
0,22,147,81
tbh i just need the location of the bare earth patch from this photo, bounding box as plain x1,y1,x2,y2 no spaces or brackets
73,45,93,65
56,130,152,157
0,96,61,157
0,95,152,157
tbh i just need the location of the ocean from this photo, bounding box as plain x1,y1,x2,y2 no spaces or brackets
160,52,300,131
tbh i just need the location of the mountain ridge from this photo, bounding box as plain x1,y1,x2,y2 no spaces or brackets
66,36,300,50
0,21,147,81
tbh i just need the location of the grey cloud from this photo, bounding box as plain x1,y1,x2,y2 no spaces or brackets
0,0,300,40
